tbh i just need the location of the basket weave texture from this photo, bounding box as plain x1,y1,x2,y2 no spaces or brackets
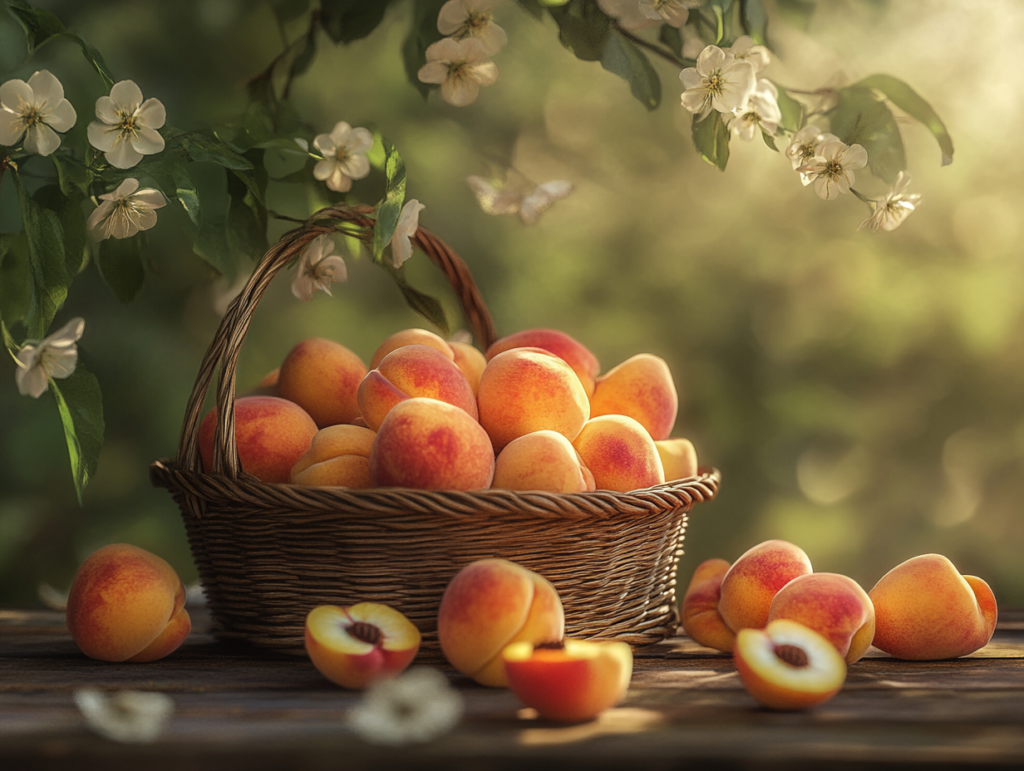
151,203,721,660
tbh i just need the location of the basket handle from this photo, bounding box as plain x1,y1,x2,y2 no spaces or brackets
175,202,497,481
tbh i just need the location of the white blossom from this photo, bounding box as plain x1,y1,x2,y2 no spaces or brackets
417,37,498,107
86,178,167,241
597,0,658,31
726,35,771,73
15,317,85,399
74,689,174,744
0,70,76,156
87,80,166,170
729,79,782,142
466,175,523,215
859,171,921,232
347,668,464,746
785,124,840,185
312,121,373,193
639,0,694,28
437,0,507,55
680,45,756,119
519,180,574,225
291,234,347,301
798,140,869,201
389,199,424,269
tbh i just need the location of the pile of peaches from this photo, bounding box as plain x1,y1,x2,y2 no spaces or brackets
198,327,699,494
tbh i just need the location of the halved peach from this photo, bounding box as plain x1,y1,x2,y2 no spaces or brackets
305,602,421,689
733,619,847,711
503,639,633,722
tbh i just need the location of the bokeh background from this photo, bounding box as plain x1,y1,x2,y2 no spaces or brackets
2,0,1023,608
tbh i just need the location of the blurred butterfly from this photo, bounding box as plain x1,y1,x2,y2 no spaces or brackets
518,180,574,225
466,175,524,216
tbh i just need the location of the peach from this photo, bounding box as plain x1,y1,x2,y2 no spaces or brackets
767,573,875,663
199,395,318,483
485,328,600,397
734,619,847,711
450,341,487,396
680,558,735,653
492,430,592,494
358,344,478,432
571,415,665,492
66,544,191,663
589,354,678,441
657,438,698,482
277,338,368,427
305,602,421,689
369,397,495,490
869,554,998,660
477,348,591,453
438,558,565,687
503,639,633,722
718,540,813,633
290,424,377,488
369,328,454,369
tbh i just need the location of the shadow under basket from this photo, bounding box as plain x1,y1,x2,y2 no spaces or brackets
150,202,721,662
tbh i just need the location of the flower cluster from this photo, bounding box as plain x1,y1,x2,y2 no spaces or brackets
417,0,506,106
0,71,169,241
599,0,697,31
466,175,573,225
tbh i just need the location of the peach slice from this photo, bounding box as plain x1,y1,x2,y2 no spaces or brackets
680,558,735,653
718,539,813,633
733,619,847,711
503,639,633,722
767,572,875,664
66,544,191,663
305,602,421,689
869,554,998,660
438,558,565,687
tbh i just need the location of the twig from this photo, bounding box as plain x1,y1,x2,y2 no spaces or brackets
612,22,688,68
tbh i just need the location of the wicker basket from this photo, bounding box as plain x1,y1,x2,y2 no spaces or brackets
151,203,721,661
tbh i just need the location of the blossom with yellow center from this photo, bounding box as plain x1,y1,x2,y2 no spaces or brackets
87,80,166,169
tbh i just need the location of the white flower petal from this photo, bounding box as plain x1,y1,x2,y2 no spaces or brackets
470,61,498,87
437,0,468,34
46,99,77,133
131,126,165,155
105,139,144,169
417,62,449,85
95,95,120,125
88,121,119,152
87,200,115,236
696,45,727,74
0,79,33,112
16,359,50,398
312,157,336,181
476,22,507,54
110,178,141,198
134,208,158,233
26,70,64,111
843,143,869,170
442,76,480,107
348,127,374,155
134,189,167,209
341,153,371,181
109,80,143,112
328,121,353,147
0,112,26,146
43,348,78,381
425,37,462,64
312,133,337,157
136,98,166,129
24,123,61,156
326,166,353,193
45,317,86,346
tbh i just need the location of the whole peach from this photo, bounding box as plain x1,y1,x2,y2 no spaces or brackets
369,328,454,369
718,539,813,633
277,337,368,427
572,414,665,492
199,395,318,483
492,430,592,494
66,544,191,663
589,353,678,441
485,328,600,397
680,558,735,653
657,438,699,482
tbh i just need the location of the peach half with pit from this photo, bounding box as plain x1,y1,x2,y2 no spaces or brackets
66,544,191,663
503,639,633,722
869,554,998,660
438,558,565,687
305,602,421,689
733,619,847,711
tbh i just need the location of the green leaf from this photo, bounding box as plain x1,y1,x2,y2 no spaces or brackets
548,0,611,62
383,262,449,335
854,74,954,165
828,87,905,183
34,184,86,277
97,237,144,303
372,143,407,261
761,130,779,152
15,172,69,340
321,0,396,43
402,0,446,99
171,166,201,227
740,0,769,45
6,1,114,88
226,161,269,262
659,25,684,57
182,132,254,171
56,29,115,90
773,83,804,133
600,29,661,111
0,6,30,75
0,233,30,326
193,219,234,276
692,112,731,171
516,0,545,19
50,364,104,505
51,154,93,197
287,23,318,83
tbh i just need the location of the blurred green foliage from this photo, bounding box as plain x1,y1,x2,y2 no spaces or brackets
1,0,1023,610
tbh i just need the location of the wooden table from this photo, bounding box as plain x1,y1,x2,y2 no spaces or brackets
3,606,1023,770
